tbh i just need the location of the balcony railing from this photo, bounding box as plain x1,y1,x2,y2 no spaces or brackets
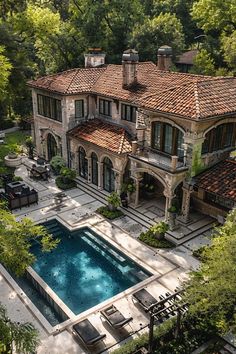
130,144,187,172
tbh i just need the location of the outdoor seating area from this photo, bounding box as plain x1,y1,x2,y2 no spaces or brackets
27,164,50,181
0,180,38,210
72,319,106,348
101,305,133,329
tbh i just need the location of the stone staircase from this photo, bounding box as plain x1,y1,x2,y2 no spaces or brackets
75,177,216,246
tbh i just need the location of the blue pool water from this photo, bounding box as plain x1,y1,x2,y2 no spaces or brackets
30,219,151,316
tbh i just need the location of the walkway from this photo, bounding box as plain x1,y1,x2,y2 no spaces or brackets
0,160,215,354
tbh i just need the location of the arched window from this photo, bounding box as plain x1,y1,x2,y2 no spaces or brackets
78,147,88,179
152,122,184,158
103,157,114,192
47,133,57,161
91,152,98,186
202,123,235,154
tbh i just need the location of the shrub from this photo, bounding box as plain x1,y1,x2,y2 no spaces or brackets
139,230,174,248
150,221,169,235
96,206,124,220
55,176,76,190
60,167,76,181
50,156,66,175
107,192,121,209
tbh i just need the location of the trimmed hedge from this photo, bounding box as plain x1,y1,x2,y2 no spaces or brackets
55,176,76,190
139,230,174,248
96,206,124,220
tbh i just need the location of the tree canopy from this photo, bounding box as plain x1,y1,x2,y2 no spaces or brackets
0,209,59,276
185,209,236,334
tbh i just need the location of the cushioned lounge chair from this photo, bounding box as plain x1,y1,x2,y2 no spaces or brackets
72,319,106,347
101,305,133,329
132,288,158,311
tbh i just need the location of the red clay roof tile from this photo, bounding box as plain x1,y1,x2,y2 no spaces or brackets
195,159,236,202
68,119,132,155
28,63,236,120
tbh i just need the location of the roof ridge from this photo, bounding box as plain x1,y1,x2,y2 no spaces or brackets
65,69,81,94
194,82,201,119
118,129,126,155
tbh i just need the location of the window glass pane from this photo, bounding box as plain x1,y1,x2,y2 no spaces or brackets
202,132,210,154
177,130,184,157
131,107,136,122
105,101,109,115
50,98,55,119
56,100,62,121
99,99,103,114
164,125,173,154
152,122,161,150
75,100,84,118
213,125,223,151
224,124,233,147
126,106,131,121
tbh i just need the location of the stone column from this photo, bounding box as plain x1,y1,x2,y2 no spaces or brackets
114,171,123,194
164,190,175,222
134,177,142,207
87,157,92,183
97,161,103,190
181,184,193,223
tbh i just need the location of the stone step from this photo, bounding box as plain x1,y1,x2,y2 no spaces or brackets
166,221,215,246
223,344,236,354
75,177,153,229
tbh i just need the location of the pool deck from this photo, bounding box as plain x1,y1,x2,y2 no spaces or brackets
0,160,214,354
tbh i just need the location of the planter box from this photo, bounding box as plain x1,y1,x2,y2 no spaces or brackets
4,155,22,167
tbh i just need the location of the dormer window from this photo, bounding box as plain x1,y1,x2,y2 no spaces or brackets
99,99,111,116
75,100,84,119
121,104,136,123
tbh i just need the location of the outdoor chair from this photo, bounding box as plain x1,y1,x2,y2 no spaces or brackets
72,319,106,348
100,305,133,329
132,288,159,311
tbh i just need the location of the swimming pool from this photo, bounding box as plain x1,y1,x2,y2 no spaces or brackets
29,219,151,317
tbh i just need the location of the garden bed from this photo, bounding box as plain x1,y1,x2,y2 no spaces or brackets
139,230,174,248
96,206,124,220
55,176,77,190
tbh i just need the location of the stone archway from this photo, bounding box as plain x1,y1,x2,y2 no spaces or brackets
78,146,88,179
103,157,115,192
47,133,58,161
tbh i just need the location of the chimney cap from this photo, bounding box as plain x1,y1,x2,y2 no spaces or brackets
158,45,172,56
122,49,139,62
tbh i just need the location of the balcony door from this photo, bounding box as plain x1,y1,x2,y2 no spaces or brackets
103,157,114,192
78,146,88,179
47,133,57,161
91,152,98,185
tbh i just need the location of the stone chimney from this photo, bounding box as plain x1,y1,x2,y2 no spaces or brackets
157,45,172,71
84,48,106,68
122,49,139,88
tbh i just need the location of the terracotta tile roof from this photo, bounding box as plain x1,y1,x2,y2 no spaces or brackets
28,63,236,119
68,119,132,154
28,67,106,94
194,159,236,202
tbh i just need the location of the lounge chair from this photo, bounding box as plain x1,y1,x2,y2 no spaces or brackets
132,288,159,311
101,305,133,329
72,319,106,347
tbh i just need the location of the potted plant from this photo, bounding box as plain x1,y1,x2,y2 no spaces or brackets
144,183,155,198
150,221,169,240
60,167,76,183
168,205,178,230
50,155,66,175
4,144,22,167
107,192,121,211
25,136,34,159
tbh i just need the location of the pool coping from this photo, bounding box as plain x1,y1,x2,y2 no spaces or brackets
0,214,166,335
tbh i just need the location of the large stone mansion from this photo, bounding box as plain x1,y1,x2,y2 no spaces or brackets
28,47,236,222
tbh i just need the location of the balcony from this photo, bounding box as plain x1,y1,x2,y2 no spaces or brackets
129,145,188,173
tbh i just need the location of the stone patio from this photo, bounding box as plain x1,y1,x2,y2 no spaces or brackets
0,159,216,354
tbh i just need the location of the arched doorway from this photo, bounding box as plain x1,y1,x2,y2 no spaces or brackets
78,146,88,179
47,133,57,161
103,157,115,192
91,152,98,185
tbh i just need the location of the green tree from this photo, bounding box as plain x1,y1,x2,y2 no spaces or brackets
130,13,185,61
0,45,12,99
185,209,236,333
190,49,215,75
0,303,39,354
0,209,59,276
